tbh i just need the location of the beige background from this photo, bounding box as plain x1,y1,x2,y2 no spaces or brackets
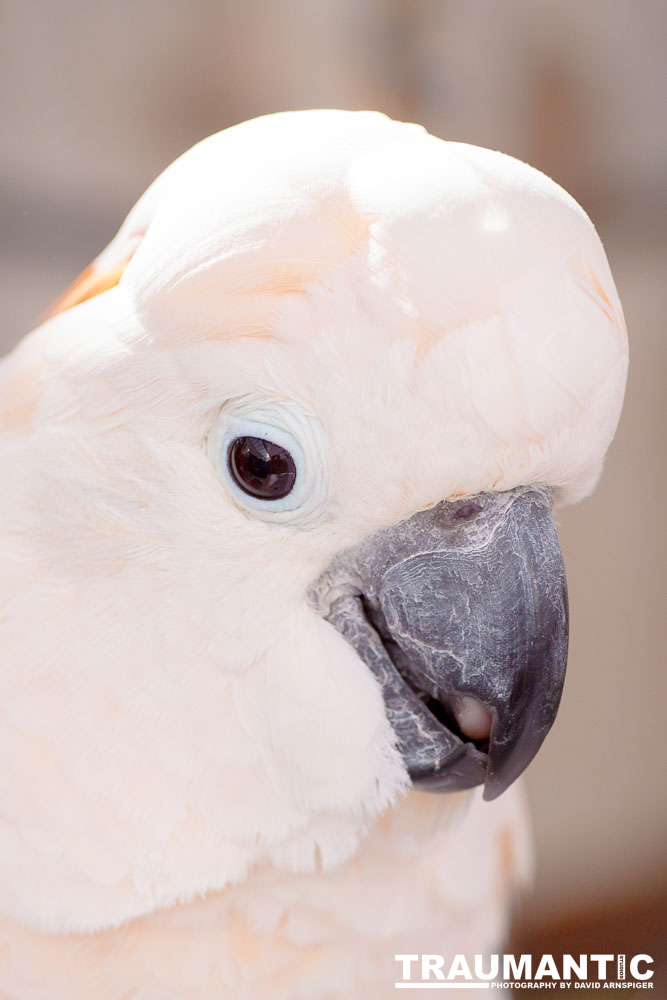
1,0,665,939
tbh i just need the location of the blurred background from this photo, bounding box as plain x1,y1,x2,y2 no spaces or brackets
1,0,665,989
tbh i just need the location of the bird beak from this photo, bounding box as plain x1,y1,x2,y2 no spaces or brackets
311,487,568,800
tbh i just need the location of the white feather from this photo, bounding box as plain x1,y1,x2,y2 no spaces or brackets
0,109,626,995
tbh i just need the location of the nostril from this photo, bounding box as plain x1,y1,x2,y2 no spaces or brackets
452,696,493,741
453,502,482,521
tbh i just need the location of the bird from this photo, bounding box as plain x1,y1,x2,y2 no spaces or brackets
0,109,627,998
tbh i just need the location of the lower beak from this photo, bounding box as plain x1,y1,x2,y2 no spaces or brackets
312,487,568,800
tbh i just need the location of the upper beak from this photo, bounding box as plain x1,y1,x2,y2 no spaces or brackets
310,486,568,800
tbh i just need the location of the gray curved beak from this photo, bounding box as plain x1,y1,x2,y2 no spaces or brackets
310,487,568,800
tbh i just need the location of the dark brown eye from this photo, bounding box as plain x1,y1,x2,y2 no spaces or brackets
453,502,482,521
228,436,297,500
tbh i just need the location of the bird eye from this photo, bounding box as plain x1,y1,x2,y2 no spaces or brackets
228,436,297,500
213,402,330,525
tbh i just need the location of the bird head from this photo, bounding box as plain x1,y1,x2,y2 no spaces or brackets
3,109,627,929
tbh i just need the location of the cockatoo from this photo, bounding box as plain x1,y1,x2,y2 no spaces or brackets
0,110,627,998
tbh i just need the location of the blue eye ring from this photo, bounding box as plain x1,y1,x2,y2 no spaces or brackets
211,401,331,527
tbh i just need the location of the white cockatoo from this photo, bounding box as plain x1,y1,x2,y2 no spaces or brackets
0,110,627,998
